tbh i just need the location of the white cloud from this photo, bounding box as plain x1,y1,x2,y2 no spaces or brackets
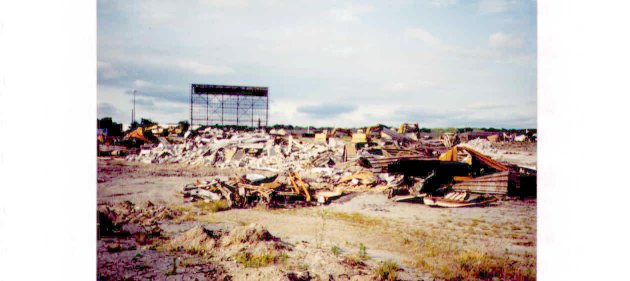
405,27,450,50
98,0,537,127
329,4,374,22
488,32,523,49
97,61,124,80
176,60,235,75
100,51,235,76
406,28,532,66
390,80,436,92
133,79,153,88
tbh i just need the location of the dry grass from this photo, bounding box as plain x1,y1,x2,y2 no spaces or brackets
169,204,193,212
326,211,387,227
195,214,223,224
358,243,368,260
380,222,536,280
193,200,231,213
171,212,197,223
331,245,342,256
374,261,399,281
234,251,288,268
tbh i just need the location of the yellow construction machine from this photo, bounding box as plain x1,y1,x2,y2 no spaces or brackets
315,128,354,143
397,123,420,135
330,128,353,138
352,125,382,143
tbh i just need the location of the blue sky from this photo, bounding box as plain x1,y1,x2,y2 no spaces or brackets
97,0,537,128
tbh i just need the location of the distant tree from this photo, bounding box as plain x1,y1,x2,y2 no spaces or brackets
140,118,156,128
178,120,190,133
431,128,444,136
97,117,123,136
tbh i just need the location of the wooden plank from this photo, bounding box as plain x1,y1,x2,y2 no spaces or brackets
460,147,510,171
452,171,511,195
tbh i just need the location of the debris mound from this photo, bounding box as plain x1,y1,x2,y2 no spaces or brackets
459,138,499,155
165,225,218,253
97,201,181,237
222,223,277,246
126,129,345,172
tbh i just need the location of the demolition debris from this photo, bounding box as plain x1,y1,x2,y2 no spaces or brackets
112,125,536,209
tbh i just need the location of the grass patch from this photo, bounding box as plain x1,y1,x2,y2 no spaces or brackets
469,218,486,228
193,200,231,213
400,237,412,245
331,245,342,256
327,211,384,227
390,225,537,280
195,214,223,224
169,204,193,212
374,260,399,281
452,250,536,280
172,212,197,223
235,251,289,268
358,243,368,260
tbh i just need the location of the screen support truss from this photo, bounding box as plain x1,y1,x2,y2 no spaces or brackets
190,84,269,128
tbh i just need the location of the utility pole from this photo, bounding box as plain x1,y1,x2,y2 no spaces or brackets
132,89,136,126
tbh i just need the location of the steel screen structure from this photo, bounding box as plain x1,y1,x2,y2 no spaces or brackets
190,84,269,128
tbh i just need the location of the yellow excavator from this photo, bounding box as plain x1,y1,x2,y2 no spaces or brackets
352,125,386,143
330,128,353,138
397,123,420,135
315,128,354,143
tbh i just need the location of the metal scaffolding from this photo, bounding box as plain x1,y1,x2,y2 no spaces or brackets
190,84,269,128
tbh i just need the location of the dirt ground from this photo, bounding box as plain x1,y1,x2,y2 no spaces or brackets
97,144,536,280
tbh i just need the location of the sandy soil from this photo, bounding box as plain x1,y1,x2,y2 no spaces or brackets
97,156,536,280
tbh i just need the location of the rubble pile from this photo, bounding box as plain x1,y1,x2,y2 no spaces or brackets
120,126,536,209
181,169,386,208
459,138,499,155
126,128,346,173
163,225,219,253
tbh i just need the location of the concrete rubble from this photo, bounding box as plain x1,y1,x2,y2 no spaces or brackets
127,128,346,173
123,126,536,209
